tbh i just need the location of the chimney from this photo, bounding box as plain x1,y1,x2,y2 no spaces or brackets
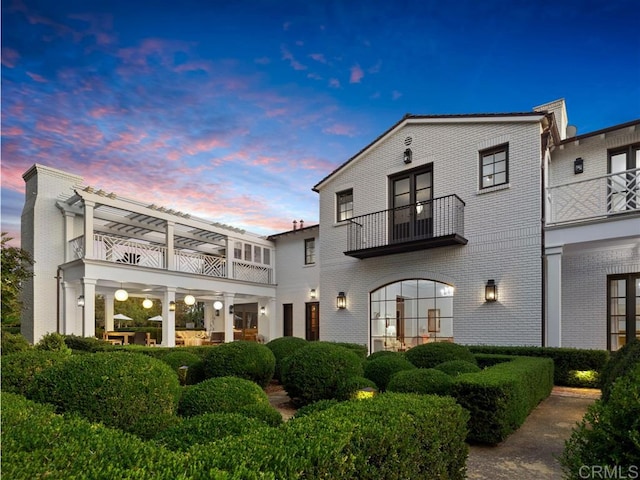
299,219,304,229
292,220,298,230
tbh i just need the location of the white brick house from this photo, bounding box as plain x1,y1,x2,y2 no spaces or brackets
20,99,639,351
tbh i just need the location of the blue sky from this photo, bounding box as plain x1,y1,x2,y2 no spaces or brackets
2,0,639,244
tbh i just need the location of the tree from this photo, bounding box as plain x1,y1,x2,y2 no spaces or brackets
1,233,34,324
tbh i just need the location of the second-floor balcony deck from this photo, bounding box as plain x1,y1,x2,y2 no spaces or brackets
69,233,274,285
345,194,467,259
547,167,640,226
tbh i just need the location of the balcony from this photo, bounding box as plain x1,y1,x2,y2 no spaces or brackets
345,194,467,259
69,234,274,284
547,168,640,226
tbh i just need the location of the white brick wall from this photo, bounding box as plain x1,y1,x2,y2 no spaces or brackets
317,119,544,349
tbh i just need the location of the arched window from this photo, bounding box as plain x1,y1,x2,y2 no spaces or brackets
370,279,454,352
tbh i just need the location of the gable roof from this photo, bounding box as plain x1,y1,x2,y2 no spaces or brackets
312,111,546,192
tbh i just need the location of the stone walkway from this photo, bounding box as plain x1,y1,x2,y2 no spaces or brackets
266,385,599,479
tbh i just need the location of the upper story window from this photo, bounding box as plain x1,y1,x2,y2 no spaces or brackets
337,189,353,222
480,144,509,189
234,241,242,259
305,238,315,265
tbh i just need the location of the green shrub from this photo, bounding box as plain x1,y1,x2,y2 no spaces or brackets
160,351,202,384
366,350,402,361
238,402,284,427
265,336,308,381
473,353,515,368
154,412,273,451
363,353,416,390
62,334,114,353
335,376,378,401
1,331,31,355
27,351,181,439
35,332,72,355
387,368,454,395
451,356,554,444
405,342,477,369
1,350,71,395
178,376,270,418
1,392,212,479
202,341,275,388
560,363,640,478
281,342,364,406
599,338,640,401
435,360,482,377
468,345,609,388
331,342,368,360
293,399,341,419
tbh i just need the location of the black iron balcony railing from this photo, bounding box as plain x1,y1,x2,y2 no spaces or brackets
345,194,467,259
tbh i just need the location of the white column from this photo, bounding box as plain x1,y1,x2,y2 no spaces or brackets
204,301,214,333
82,278,97,338
224,293,235,342
62,281,79,335
162,288,176,347
63,211,75,262
165,221,174,271
83,200,95,259
226,237,234,279
545,246,563,347
104,293,115,332
267,296,277,343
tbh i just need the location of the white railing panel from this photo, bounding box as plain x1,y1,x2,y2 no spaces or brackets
93,234,166,268
233,261,274,284
175,251,226,278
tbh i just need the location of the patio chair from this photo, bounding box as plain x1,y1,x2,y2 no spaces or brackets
133,331,156,347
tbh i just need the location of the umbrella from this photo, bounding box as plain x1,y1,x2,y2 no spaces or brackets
113,313,132,320
148,315,163,321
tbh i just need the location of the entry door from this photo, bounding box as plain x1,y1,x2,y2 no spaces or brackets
390,167,432,242
608,273,640,350
608,145,639,213
305,302,319,341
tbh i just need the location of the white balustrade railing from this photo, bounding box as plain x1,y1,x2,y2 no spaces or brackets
547,168,639,225
69,234,273,284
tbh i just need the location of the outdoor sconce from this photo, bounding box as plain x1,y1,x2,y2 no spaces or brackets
310,288,317,299
260,306,266,315
77,295,85,307
213,301,223,316
337,291,347,309
485,280,497,302
229,305,234,314
574,157,584,174
169,301,176,311
403,148,412,164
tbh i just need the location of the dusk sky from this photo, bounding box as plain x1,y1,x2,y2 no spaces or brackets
2,0,639,245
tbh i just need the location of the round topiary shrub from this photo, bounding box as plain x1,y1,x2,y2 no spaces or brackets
154,412,272,451
266,336,308,381
366,350,401,362
364,354,416,391
434,360,482,377
27,351,181,438
404,342,477,369
160,351,202,385
1,350,71,395
35,332,72,355
202,341,275,388
599,338,640,401
239,402,284,427
63,334,114,353
293,399,341,419
336,376,378,401
1,331,31,355
178,376,271,418
387,368,454,396
281,342,364,406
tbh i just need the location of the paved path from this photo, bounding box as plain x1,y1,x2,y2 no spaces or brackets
266,385,599,479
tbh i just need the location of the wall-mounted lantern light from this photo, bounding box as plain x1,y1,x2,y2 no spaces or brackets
337,291,347,309
485,280,497,302
310,288,317,299
229,305,234,315
403,148,412,164
77,295,85,307
574,157,584,174
169,301,176,311
260,306,266,315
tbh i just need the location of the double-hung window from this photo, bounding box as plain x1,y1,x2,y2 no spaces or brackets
337,189,353,222
304,238,315,265
480,144,509,189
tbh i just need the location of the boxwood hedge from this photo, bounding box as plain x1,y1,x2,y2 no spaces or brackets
202,341,275,388
364,353,416,391
1,350,71,396
386,368,454,396
265,336,308,381
405,342,477,369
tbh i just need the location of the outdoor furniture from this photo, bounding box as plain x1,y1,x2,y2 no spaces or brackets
104,331,135,345
132,331,156,346
175,330,208,346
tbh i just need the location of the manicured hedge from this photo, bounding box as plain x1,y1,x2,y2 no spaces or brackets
468,345,608,388
451,356,554,444
405,342,477,369
35,332,72,354
160,351,202,384
27,351,182,439
599,338,639,401
265,336,308,381
364,353,416,391
387,368,454,396
281,342,364,406
63,334,115,353
434,360,481,377
1,350,71,395
1,331,31,355
202,341,275,388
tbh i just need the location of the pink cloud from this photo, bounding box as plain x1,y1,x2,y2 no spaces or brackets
329,78,341,88
27,71,47,82
322,123,357,137
309,53,327,64
184,137,228,156
350,64,364,83
281,45,307,71
1,47,19,68
1,126,24,136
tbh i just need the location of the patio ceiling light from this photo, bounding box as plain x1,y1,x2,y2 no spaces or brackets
115,287,128,302
142,298,153,309
184,294,196,306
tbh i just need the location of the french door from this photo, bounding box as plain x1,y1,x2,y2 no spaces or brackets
608,145,639,213
608,273,640,351
390,166,433,243
305,302,319,341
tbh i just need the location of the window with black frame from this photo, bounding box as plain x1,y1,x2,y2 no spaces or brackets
480,144,509,189
336,189,353,222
